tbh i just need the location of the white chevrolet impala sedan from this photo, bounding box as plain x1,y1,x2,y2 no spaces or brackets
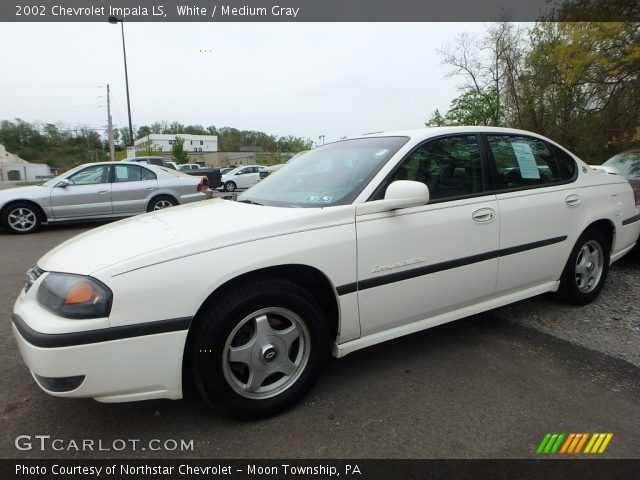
12,127,640,417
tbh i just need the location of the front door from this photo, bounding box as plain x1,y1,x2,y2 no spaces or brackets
235,167,258,189
50,164,112,218
355,134,500,337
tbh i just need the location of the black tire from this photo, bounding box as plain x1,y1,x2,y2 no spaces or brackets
147,195,177,212
224,181,236,192
2,202,41,234
190,278,330,418
557,227,610,305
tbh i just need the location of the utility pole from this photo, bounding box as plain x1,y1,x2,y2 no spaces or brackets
107,84,115,161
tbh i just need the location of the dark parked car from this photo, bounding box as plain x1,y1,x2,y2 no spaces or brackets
602,150,640,205
181,167,222,189
126,156,176,170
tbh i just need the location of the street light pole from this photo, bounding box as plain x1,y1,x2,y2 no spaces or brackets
109,16,134,148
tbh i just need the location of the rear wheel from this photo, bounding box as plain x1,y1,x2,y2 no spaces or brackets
190,279,329,418
2,203,41,234
557,228,610,305
147,195,177,211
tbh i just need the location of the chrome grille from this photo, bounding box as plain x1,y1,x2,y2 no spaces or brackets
25,267,44,292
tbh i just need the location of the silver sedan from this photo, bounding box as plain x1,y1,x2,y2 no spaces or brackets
0,162,207,234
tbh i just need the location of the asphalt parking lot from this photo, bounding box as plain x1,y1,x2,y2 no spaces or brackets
1,221,639,459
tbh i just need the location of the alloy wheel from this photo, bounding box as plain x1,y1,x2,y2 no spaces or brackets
575,240,604,293
153,200,174,210
7,207,37,232
222,307,310,400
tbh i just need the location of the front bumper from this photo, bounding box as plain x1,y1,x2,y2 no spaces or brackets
12,308,190,403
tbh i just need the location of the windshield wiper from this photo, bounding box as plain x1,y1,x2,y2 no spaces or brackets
236,199,263,206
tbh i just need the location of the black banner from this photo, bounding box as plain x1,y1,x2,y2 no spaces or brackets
3,459,640,480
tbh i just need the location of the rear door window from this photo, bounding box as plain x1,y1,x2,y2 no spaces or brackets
114,165,142,182
486,135,576,189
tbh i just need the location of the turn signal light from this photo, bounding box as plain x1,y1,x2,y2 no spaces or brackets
64,282,96,304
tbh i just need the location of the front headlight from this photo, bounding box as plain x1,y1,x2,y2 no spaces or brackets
37,273,112,319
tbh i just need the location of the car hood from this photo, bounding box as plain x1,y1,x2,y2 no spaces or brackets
0,185,50,205
37,199,353,276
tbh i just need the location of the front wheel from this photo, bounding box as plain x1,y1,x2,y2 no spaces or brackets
190,279,329,418
224,181,236,192
557,228,610,305
2,203,41,234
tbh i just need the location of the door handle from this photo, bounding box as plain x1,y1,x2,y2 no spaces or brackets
472,208,496,223
565,193,581,207
146,187,156,191
97,190,108,195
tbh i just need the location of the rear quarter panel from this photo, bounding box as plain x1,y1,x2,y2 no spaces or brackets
577,169,639,259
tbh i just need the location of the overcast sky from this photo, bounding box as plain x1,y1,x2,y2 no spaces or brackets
0,22,489,143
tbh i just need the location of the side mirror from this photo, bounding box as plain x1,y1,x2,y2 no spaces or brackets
56,179,70,188
356,180,430,216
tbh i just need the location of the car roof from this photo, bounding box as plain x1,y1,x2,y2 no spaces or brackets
71,161,159,166
357,126,554,142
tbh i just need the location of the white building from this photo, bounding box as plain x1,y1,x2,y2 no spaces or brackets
134,134,218,153
0,144,51,182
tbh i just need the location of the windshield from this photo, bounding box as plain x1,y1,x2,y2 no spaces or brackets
237,136,409,207
224,167,243,176
604,151,640,179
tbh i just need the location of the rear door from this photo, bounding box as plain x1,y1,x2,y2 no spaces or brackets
355,134,499,336
50,164,112,218
111,164,159,214
483,134,580,293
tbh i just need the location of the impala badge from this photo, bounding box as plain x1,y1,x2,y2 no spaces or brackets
371,257,426,273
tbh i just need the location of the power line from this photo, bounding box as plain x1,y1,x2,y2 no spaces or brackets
109,91,126,127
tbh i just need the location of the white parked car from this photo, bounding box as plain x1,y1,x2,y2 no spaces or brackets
12,127,640,418
0,162,207,234
219,165,265,192
259,151,308,181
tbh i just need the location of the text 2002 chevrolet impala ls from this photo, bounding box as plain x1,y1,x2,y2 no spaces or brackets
12,127,640,417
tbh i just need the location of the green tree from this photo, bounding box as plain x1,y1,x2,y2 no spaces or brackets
136,125,152,140
425,109,446,127
118,127,132,148
171,136,189,164
430,18,640,163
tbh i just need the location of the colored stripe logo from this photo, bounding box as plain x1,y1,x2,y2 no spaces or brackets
537,433,613,454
